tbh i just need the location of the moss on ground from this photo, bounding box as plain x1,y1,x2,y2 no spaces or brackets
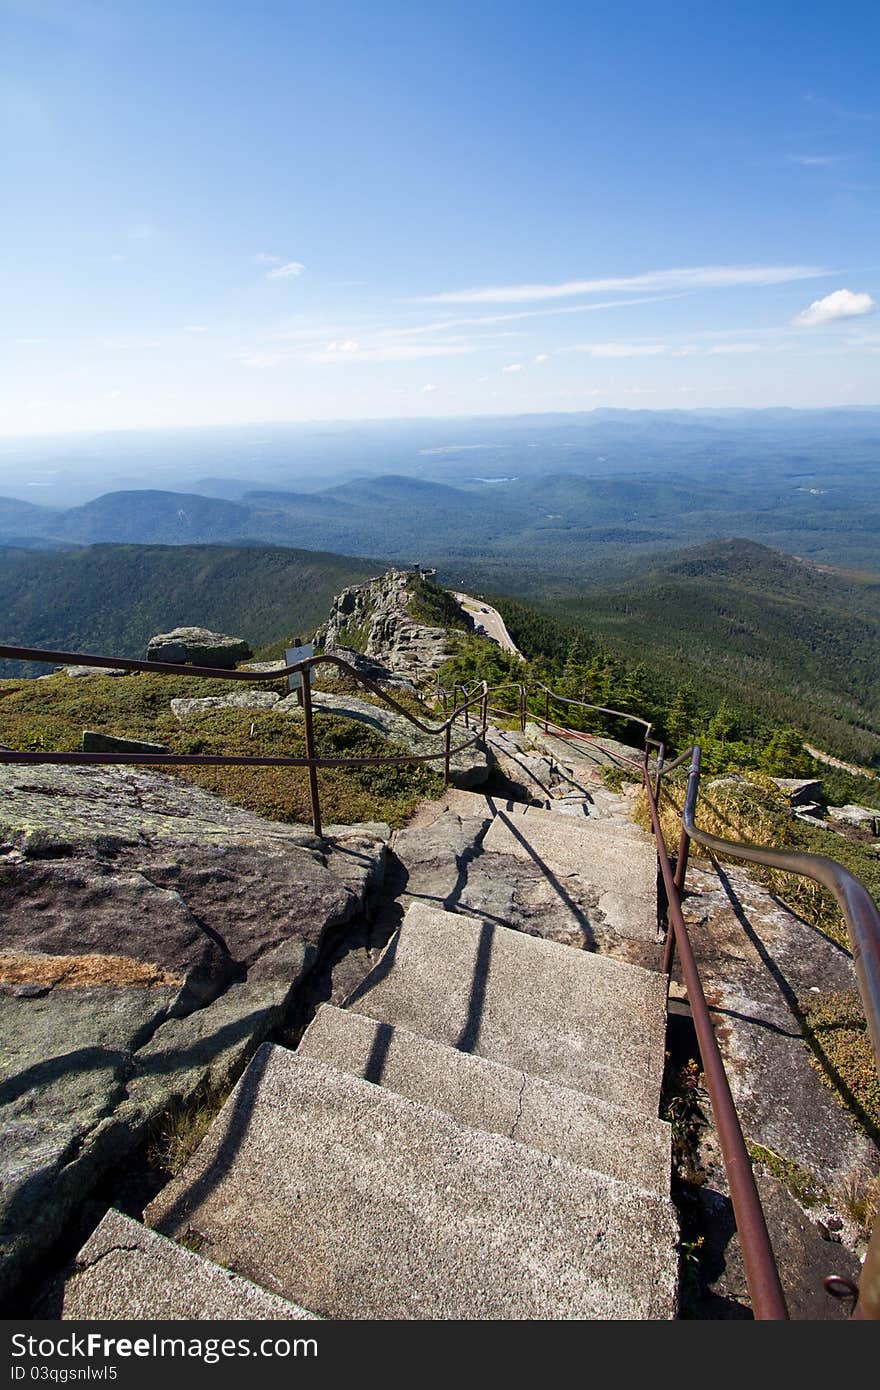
801,991,880,1142
635,769,880,952
0,672,444,830
745,1140,828,1209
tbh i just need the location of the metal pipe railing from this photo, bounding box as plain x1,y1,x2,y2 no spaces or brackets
4,641,880,1317
641,757,789,1319
652,742,880,1320
0,644,490,838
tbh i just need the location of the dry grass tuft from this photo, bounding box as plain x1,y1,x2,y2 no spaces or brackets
0,949,182,989
147,1083,228,1177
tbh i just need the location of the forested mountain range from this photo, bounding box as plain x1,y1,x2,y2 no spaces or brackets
0,543,380,675
495,539,880,767
2,533,878,768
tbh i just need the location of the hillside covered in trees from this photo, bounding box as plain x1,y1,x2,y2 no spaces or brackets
0,543,380,676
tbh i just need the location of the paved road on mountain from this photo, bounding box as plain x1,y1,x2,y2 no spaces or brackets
453,593,523,658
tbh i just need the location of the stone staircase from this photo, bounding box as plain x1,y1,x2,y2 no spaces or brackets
57,745,680,1320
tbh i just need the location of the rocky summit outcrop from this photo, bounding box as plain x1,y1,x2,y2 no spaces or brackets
147,627,252,668
316,568,471,682
0,762,387,1304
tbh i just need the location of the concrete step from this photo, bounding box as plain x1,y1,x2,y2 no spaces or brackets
498,795,649,839
146,1045,678,1320
299,1004,672,1197
345,902,667,1114
525,723,648,774
482,803,658,943
59,1209,317,1320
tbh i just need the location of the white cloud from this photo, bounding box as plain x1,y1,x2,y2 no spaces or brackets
256,252,281,264
324,339,360,354
421,383,437,393
308,341,473,364
394,293,686,336
793,288,876,327
418,264,827,305
533,353,548,363
502,363,523,373
235,352,287,368
704,342,763,355
266,260,305,280
788,154,839,166
185,325,208,334
572,342,670,358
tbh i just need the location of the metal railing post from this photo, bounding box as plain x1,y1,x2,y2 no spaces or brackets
654,742,666,799
520,684,526,732
300,667,322,839
444,723,451,786
544,688,549,733
673,748,700,894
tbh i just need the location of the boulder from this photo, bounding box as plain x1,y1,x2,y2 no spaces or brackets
772,778,824,807
0,761,388,1304
147,627,252,669
63,666,128,678
321,645,419,694
82,731,169,754
826,804,879,832
170,690,280,719
277,688,490,789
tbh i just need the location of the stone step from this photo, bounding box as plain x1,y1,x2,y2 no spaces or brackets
525,723,648,774
498,795,649,839
59,1209,316,1320
299,1004,672,1197
482,803,658,943
345,902,667,1114
146,1046,678,1320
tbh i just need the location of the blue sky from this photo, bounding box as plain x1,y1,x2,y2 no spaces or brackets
2,0,879,434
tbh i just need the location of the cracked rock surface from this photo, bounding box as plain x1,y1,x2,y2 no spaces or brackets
679,858,878,1186
0,763,388,1303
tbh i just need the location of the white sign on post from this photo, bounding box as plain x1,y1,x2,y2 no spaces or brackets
285,643,314,691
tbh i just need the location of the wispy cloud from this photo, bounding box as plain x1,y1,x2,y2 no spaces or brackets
417,264,827,305
396,293,687,335
185,324,208,334
571,342,670,358
266,260,305,280
307,341,474,364
793,288,876,327
804,92,876,122
568,339,768,359
788,154,840,166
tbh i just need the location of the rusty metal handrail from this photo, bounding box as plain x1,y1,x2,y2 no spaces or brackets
4,640,879,1315
532,681,653,741
0,644,481,740
0,644,491,839
652,741,880,1320
641,751,789,1319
